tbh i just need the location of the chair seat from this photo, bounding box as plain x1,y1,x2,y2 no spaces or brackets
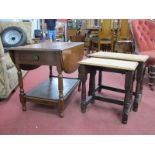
141,50,155,65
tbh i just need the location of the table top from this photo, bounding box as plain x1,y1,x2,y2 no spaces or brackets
9,41,84,74
79,58,138,71
88,51,149,62
10,41,84,52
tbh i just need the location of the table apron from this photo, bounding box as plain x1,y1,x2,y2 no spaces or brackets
14,50,62,66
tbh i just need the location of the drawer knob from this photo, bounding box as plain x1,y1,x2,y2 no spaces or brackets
34,55,39,61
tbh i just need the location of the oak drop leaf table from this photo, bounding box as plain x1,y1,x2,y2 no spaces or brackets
9,41,84,117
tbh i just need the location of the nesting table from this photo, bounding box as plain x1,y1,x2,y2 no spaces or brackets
88,51,149,112
9,41,84,117
79,52,149,124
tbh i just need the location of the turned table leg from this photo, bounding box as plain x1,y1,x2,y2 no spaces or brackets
17,67,26,111
79,65,87,113
78,67,81,92
133,62,145,112
148,65,155,91
89,69,96,104
122,71,134,124
98,70,102,93
49,65,53,78
57,67,64,118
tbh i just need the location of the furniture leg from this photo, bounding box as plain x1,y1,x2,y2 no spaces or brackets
129,71,135,111
133,62,145,112
78,81,81,92
49,65,53,78
89,69,96,104
57,69,64,118
17,67,26,111
122,71,134,124
78,67,81,91
111,41,114,52
148,65,155,91
91,41,95,53
98,70,102,93
130,41,134,54
113,29,117,52
98,42,100,51
80,65,87,113
87,39,92,54
139,66,146,94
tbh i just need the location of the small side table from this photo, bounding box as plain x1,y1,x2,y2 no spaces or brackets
79,57,138,124
88,51,149,112
9,41,84,117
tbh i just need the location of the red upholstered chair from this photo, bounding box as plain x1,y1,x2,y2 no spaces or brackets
131,19,155,90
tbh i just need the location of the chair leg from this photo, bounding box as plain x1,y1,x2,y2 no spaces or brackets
111,42,114,52
98,43,100,51
91,42,94,53
148,66,155,90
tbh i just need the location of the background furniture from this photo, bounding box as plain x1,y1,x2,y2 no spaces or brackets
10,41,84,117
67,29,78,41
131,19,155,90
91,19,114,52
0,22,32,99
115,19,134,53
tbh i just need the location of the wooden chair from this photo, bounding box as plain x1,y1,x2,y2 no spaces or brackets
70,35,85,42
117,19,131,40
115,19,134,53
91,19,114,52
67,29,77,41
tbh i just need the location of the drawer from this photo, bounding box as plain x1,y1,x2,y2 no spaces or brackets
15,51,61,66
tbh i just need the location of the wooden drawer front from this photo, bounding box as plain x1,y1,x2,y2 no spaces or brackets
15,51,61,66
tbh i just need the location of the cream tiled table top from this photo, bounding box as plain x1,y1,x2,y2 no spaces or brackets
79,57,138,71
88,51,149,62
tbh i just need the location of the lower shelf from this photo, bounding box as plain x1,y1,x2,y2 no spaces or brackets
25,77,79,102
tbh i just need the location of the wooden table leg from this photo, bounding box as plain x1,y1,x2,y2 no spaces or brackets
133,62,145,112
122,71,134,124
78,67,81,91
49,65,53,78
98,70,102,93
57,68,64,118
80,65,87,113
148,65,155,90
17,66,26,111
89,69,96,104
130,71,135,111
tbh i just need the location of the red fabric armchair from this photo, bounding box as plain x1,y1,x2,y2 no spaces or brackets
131,19,155,90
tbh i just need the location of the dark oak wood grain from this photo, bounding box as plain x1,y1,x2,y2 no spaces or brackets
79,58,137,124
9,41,84,117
